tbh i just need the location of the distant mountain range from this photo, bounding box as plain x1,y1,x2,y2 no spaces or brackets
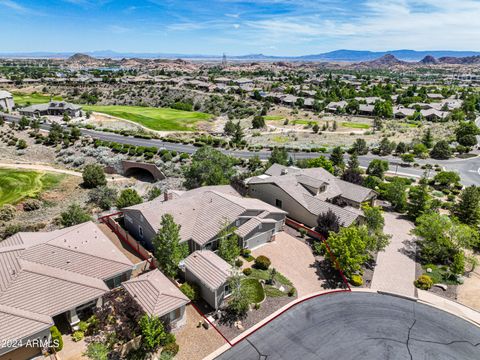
2,49,480,62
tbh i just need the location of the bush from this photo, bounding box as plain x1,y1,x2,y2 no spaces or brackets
180,282,198,301
72,331,84,342
288,288,296,297
235,259,244,267
414,275,433,290
116,188,143,208
254,255,271,270
299,228,307,238
21,198,42,212
162,342,179,356
0,204,16,222
60,204,92,226
50,326,63,352
82,164,107,189
349,274,363,286
78,321,88,332
83,342,109,360
89,186,118,210
241,248,251,257
243,268,252,276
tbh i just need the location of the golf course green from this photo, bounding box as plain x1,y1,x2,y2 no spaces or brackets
0,169,64,206
13,92,63,106
83,105,212,131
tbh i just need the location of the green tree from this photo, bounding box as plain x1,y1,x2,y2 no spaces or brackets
455,121,480,147
50,326,64,352
224,119,236,136
217,222,241,265
413,212,478,264
60,204,92,227
451,252,465,275
350,138,368,155
407,184,431,219
342,152,363,185
116,189,142,208
316,209,342,235
454,186,480,226
82,164,107,188
330,146,345,170
184,147,236,189
433,171,460,189
362,205,391,252
430,140,452,159
252,115,265,129
395,142,408,154
232,121,244,144
378,137,395,156
18,116,30,130
296,156,334,173
319,226,370,278
413,143,428,158
268,147,289,166
152,214,189,278
421,129,434,149
384,178,407,212
226,271,250,317
366,159,389,179
139,315,166,353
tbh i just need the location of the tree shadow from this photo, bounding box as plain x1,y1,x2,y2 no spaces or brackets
399,238,418,261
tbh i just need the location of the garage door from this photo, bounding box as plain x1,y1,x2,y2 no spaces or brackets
246,230,273,249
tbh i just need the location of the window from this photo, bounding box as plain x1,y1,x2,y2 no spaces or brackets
224,284,231,296
275,199,283,209
138,226,144,238
235,219,241,226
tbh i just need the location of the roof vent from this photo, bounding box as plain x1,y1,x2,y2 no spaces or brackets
281,169,288,175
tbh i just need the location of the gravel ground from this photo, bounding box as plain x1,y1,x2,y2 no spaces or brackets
216,295,295,341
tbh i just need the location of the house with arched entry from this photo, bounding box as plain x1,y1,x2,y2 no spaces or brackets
19,101,82,118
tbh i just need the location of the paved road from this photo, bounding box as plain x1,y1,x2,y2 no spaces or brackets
2,113,479,185
216,292,480,360
370,212,416,297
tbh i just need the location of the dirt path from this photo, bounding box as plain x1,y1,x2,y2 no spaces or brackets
0,161,82,177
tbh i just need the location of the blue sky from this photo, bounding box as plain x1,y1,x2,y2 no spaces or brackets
1,0,480,55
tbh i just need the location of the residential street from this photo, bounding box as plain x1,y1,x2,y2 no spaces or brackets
370,212,416,297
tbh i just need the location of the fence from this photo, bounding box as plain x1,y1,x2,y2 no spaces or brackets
285,218,325,242
98,212,155,269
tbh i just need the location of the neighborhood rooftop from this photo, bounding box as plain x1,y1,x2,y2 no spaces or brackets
123,269,189,318
183,250,232,291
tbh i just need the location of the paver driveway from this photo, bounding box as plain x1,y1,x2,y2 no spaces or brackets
251,231,324,296
370,212,416,297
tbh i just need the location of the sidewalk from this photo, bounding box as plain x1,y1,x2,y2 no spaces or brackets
370,212,416,297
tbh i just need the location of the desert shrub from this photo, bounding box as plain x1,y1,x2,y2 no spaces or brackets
0,204,16,222
243,268,252,276
414,275,433,290
89,186,118,210
235,259,244,267
83,342,109,360
22,198,42,212
60,204,92,226
116,189,142,208
50,326,63,352
349,274,363,287
162,342,179,356
254,255,271,270
180,282,199,301
72,331,84,342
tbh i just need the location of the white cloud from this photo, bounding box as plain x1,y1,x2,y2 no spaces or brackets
108,25,131,34
0,0,27,12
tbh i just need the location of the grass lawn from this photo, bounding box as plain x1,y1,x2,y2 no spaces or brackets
272,135,289,143
248,268,293,287
264,115,285,121
13,92,62,106
341,122,371,129
264,285,286,297
241,278,265,304
292,119,316,126
0,169,64,206
422,264,459,285
83,105,212,131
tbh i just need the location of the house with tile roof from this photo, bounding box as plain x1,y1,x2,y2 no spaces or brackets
246,164,376,229
0,90,14,113
182,250,233,310
122,185,286,252
123,269,189,329
19,101,82,118
0,222,134,358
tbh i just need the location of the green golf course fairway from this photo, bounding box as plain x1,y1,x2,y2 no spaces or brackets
83,105,212,131
0,169,64,206
13,92,63,106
